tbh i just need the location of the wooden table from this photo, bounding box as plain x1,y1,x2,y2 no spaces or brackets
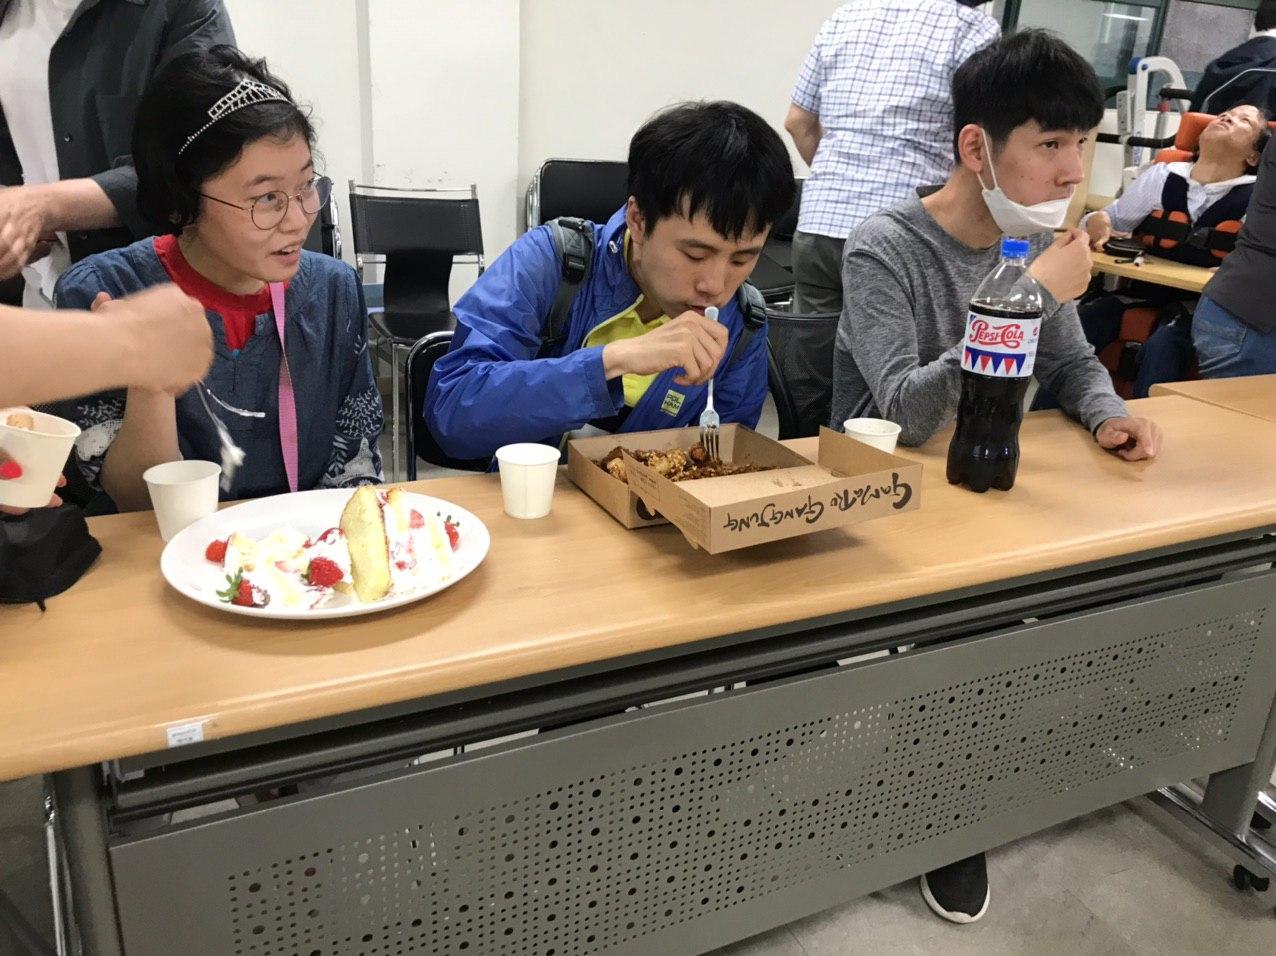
7,395,1276,955
2,394,1275,780
1151,374,1276,423
1092,250,1213,294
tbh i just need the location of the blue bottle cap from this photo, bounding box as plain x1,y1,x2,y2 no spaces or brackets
1001,238,1030,258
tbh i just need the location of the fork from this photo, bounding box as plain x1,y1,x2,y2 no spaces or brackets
196,385,246,492
698,306,721,460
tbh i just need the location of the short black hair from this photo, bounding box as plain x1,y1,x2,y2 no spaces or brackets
627,101,795,241
951,29,1104,163
134,45,315,233
1257,0,1276,33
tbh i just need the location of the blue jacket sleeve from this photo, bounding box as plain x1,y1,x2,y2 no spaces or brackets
425,228,622,460
712,317,768,429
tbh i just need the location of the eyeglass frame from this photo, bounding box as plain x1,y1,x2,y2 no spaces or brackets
198,174,332,231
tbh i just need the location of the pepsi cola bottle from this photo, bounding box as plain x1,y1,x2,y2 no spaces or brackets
947,238,1043,493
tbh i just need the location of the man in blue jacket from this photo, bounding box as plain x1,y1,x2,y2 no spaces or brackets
426,101,796,462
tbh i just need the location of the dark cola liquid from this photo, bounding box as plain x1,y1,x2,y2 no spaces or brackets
947,303,1040,493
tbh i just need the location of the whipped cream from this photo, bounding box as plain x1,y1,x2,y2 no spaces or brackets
216,525,352,609
378,492,456,594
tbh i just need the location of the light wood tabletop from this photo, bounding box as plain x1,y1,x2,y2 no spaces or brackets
1091,251,1213,294
1151,374,1276,424
3,395,1276,780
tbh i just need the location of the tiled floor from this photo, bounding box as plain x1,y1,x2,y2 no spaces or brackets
710,793,1276,955
2,771,1273,954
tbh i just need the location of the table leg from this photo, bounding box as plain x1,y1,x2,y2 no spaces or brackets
50,768,123,956
1201,689,1276,834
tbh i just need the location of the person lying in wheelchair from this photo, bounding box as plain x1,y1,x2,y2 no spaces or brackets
1036,105,1269,406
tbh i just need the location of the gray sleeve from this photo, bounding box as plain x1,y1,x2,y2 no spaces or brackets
159,0,237,65
833,247,963,446
1034,292,1128,432
90,165,145,238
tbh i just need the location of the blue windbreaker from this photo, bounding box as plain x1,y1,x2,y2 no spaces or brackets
425,207,769,460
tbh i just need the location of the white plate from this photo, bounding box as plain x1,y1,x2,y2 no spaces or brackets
160,488,490,620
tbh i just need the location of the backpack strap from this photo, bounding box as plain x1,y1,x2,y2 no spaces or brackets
723,280,768,369
537,217,595,358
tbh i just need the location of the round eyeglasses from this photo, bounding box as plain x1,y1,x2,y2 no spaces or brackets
199,175,332,230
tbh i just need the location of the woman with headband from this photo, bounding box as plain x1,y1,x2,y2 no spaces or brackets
51,45,383,510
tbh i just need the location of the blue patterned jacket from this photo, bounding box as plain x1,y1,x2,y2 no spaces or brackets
54,241,383,502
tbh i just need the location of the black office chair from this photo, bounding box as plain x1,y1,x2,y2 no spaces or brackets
524,158,629,229
765,306,839,440
302,176,341,258
348,182,485,479
404,331,490,478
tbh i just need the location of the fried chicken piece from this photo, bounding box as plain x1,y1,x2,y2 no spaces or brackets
595,442,770,484
642,448,690,478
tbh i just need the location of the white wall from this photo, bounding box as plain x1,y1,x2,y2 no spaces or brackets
368,0,520,289
224,0,838,270
518,0,838,198
223,0,366,263
209,1,1165,288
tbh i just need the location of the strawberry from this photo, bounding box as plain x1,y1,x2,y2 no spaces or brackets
444,518,460,552
409,509,424,529
306,556,344,588
204,538,228,564
217,570,267,608
231,580,258,606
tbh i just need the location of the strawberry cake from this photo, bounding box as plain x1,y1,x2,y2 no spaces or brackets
206,487,461,609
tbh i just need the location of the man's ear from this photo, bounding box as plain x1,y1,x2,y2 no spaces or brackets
957,124,989,176
624,197,646,240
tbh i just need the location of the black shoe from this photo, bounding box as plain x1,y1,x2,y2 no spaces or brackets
920,853,990,924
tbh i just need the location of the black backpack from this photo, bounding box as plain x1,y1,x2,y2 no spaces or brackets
536,217,767,369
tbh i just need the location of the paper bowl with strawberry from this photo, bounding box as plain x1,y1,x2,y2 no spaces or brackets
160,487,490,619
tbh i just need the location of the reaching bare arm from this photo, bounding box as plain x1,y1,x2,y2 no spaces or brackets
0,286,213,406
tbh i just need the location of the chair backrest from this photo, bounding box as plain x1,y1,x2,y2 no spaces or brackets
404,331,491,476
302,176,341,258
526,159,629,229
764,307,840,440
348,183,484,258
348,183,484,334
1154,112,1212,164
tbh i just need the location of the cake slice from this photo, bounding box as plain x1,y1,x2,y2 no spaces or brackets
340,485,393,602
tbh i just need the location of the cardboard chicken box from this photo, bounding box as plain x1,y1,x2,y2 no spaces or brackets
568,425,921,552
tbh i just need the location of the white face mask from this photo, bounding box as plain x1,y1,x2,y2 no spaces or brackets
977,130,1073,237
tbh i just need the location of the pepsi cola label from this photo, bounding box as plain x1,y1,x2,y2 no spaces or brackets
959,308,1041,378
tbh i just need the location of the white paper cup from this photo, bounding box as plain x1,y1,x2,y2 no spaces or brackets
0,408,81,509
143,460,222,541
494,443,560,519
842,417,902,454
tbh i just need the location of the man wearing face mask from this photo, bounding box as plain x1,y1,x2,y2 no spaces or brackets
831,29,1160,461
830,29,1161,924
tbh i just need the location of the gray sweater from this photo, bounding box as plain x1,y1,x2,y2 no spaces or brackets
830,197,1128,445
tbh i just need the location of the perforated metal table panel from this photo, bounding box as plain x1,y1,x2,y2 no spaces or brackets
105,572,1276,956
